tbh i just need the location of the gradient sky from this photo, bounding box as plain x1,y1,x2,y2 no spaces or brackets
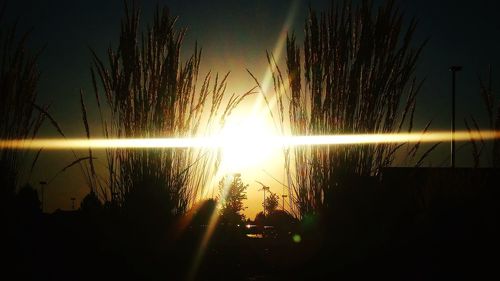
4,0,500,218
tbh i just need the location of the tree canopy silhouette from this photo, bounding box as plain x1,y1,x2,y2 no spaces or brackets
217,174,248,224
263,192,279,215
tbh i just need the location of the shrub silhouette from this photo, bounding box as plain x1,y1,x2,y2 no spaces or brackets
15,184,41,218
187,198,217,227
80,191,102,214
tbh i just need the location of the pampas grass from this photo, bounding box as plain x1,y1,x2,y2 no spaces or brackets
260,0,427,217
478,67,500,167
86,1,253,217
0,3,44,206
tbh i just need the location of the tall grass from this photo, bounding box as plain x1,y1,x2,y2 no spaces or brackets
262,0,426,217
465,66,500,167
86,1,252,218
0,4,44,211
479,67,500,167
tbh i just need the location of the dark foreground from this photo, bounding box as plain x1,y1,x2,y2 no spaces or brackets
2,168,500,280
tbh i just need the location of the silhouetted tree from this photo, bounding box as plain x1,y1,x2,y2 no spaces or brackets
254,211,266,225
217,174,248,225
266,210,297,229
263,192,279,215
254,209,297,230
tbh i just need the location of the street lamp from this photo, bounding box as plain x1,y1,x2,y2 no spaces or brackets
449,66,462,168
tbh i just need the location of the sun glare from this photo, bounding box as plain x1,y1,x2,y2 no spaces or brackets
218,114,277,173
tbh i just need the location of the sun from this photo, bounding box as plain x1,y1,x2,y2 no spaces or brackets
218,113,277,173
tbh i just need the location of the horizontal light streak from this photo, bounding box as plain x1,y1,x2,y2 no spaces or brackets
1,130,499,150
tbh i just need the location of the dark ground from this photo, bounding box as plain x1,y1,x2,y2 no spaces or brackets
2,168,499,281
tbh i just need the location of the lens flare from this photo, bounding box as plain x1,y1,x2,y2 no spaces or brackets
187,174,237,281
1,130,499,150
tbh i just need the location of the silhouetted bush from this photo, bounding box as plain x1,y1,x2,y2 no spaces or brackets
188,198,217,227
15,184,41,219
80,191,102,214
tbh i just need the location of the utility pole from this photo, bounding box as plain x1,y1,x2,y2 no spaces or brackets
281,194,287,211
39,181,47,213
449,66,462,168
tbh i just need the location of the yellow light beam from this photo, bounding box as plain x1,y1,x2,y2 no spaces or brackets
1,130,500,150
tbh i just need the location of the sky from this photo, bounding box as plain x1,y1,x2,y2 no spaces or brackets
3,0,500,218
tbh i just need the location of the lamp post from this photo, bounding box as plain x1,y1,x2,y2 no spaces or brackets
449,66,462,168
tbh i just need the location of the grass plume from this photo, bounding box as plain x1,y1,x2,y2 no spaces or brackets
0,4,44,208
261,0,426,217
86,1,252,217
